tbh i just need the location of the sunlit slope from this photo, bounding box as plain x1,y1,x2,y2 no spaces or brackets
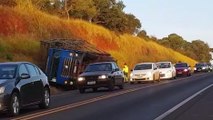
0,5,197,68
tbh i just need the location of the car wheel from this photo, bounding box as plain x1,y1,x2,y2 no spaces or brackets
152,75,155,83
108,80,115,91
9,92,20,116
93,88,98,92
39,88,50,109
79,88,85,94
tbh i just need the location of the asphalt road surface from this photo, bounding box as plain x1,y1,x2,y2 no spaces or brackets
1,72,213,120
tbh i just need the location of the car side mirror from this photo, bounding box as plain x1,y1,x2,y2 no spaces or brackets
20,73,30,79
154,68,157,70
131,69,133,72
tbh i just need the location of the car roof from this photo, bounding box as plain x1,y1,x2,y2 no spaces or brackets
136,62,154,65
176,62,187,64
0,62,32,65
157,61,172,64
89,62,114,65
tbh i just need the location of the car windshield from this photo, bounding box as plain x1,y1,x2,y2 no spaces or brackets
134,64,152,70
175,63,187,68
196,63,204,67
158,63,171,68
0,64,17,79
85,63,112,72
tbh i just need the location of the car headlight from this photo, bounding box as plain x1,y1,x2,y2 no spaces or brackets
167,70,172,73
184,69,188,72
194,68,197,70
0,87,5,94
98,75,107,79
78,77,85,82
202,67,206,70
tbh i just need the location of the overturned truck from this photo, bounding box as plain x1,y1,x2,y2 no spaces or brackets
40,38,114,87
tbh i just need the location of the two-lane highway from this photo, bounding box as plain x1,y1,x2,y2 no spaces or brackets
1,73,213,120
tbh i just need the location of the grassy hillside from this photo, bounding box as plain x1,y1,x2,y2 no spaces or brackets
0,4,197,68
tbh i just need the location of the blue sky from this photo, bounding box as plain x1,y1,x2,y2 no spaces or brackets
122,0,213,47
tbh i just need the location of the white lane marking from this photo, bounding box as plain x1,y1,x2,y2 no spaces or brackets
154,83,213,120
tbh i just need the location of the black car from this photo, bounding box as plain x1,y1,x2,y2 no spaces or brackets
77,62,124,93
194,63,210,73
0,62,50,116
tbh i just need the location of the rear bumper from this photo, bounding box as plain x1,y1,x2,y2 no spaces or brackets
176,71,189,76
160,72,173,79
130,77,153,82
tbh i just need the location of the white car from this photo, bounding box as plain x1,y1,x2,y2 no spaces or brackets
157,62,176,80
130,62,160,83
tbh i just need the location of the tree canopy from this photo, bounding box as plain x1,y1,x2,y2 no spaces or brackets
20,0,142,34
158,33,212,62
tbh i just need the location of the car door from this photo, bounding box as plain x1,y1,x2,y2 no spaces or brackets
25,64,43,102
33,65,44,102
18,64,35,105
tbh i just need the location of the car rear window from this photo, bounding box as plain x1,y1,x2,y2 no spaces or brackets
134,64,152,70
85,63,112,72
158,63,171,68
175,63,187,67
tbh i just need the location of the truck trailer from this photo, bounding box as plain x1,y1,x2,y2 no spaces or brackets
40,38,114,88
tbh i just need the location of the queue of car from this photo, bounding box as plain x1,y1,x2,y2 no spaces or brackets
0,61,212,116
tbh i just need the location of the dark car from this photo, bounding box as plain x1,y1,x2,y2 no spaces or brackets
207,63,213,72
175,63,191,76
194,63,210,73
0,62,50,116
77,62,124,93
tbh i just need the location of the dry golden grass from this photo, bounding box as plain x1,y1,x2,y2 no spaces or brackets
0,2,197,69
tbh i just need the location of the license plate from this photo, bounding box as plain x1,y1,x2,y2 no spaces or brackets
160,74,165,77
87,81,96,85
178,72,182,74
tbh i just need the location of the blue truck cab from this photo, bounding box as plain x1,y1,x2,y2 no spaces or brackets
46,48,83,86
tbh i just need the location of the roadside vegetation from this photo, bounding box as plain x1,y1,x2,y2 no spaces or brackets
0,0,197,68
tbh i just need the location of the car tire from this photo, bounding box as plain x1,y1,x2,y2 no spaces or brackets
39,88,50,109
108,80,115,91
152,75,155,83
158,75,160,82
79,88,85,94
9,92,20,116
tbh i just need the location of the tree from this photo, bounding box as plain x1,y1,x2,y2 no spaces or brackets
191,40,212,62
69,0,97,22
92,0,141,34
0,0,16,7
